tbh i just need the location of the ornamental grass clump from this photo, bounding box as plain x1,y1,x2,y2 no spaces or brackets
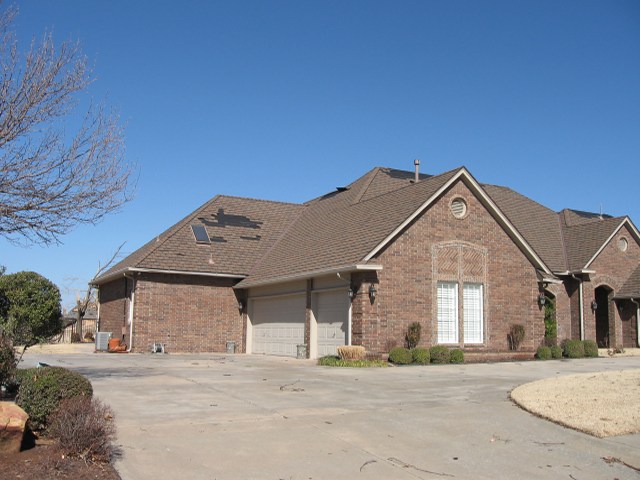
412,347,430,365
16,366,93,430
337,345,366,361
388,347,413,365
429,345,451,364
536,346,552,360
583,340,599,358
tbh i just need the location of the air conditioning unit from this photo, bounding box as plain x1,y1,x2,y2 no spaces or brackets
96,332,112,351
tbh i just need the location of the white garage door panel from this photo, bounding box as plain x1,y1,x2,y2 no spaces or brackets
316,290,349,357
252,295,305,357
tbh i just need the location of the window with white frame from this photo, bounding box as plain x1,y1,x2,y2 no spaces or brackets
463,283,483,343
437,282,458,343
437,281,484,344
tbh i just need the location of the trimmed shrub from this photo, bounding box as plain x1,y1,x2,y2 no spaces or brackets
412,347,430,365
429,345,451,364
449,349,464,364
562,339,585,359
550,345,563,359
583,340,599,358
388,347,413,365
508,324,526,350
48,396,116,463
337,345,366,361
406,322,422,349
16,366,93,430
536,346,552,360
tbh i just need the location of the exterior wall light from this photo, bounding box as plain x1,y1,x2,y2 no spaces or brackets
238,300,245,312
347,287,355,299
369,284,377,301
591,300,598,312
538,292,546,307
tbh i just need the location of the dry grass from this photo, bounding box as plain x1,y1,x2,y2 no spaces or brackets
337,345,366,361
511,369,640,438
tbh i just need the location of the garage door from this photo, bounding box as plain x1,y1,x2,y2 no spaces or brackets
316,290,349,357
251,295,305,357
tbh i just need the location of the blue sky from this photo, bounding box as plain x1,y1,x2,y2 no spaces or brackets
2,0,639,310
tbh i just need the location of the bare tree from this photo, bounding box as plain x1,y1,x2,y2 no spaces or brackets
0,7,134,246
69,242,125,339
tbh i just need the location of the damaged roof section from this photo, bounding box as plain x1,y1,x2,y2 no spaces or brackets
94,195,303,283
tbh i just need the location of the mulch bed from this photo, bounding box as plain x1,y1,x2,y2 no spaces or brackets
0,443,121,480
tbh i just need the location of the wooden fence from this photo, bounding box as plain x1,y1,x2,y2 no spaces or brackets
53,319,97,343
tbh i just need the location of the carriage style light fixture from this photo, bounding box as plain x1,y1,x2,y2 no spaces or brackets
538,292,546,307
347,286,355,299
369,284,377,301
238,300,245,312
591,300,598,312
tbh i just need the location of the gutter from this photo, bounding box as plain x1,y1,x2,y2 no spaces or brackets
236,264,383,289
570,274,585,341
93,267,246,286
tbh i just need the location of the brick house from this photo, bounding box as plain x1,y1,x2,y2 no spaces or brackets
93,165,640,358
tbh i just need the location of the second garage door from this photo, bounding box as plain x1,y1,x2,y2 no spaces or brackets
316,290,349,357
251,295,305,357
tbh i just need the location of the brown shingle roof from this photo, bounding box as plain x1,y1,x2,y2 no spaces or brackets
94,195,303,283
617,265,640,298
562,216,625,270
237,168,461,287
482,184,567,272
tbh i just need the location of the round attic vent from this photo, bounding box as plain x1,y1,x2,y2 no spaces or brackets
618,237,628,252
450,198,467,219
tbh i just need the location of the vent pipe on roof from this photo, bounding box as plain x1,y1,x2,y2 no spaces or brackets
414,159,420,183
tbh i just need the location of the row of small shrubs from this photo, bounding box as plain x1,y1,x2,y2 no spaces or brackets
536,339,599,360
388,346,464,365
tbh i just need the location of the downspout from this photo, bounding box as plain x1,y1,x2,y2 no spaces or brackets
124,273,137,352
570,274,585,340
631,298,640,348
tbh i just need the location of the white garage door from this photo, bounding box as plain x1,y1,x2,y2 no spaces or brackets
251,295,305,357
316,290,349,357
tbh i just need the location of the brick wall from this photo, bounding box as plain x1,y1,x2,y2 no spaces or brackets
97,278,130,345
131,273,244,353
585,225,640,348
351,180,543,356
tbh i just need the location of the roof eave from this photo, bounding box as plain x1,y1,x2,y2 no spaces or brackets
235,263,383,289
92,267,247,286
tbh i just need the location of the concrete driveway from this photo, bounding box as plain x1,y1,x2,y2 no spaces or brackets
21,348,640,480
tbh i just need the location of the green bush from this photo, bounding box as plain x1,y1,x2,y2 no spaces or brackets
449,349,464,364
429,345,451,364
0,334,16,391
412,347,430,365
550,345,563,359
406,322,422,349
388,347,413,365
536,346,552,360
562,339,585,359
16,366,93,430
583,340,599,358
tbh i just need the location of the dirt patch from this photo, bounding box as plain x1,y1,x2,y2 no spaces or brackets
511,369,640,437
0,443,121,480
